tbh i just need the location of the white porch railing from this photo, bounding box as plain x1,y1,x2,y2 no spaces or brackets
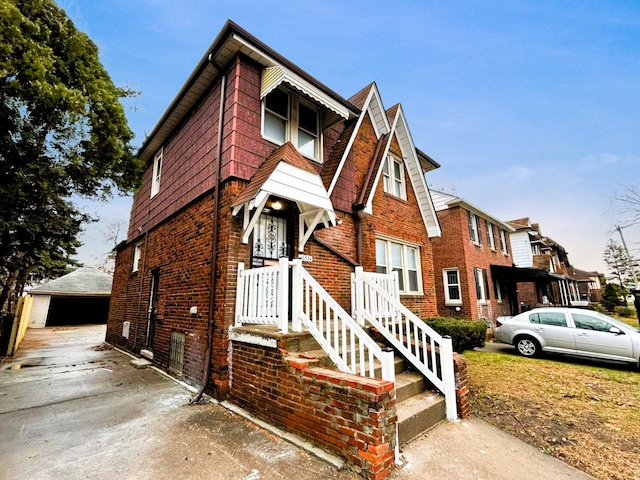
352,267,457,421
234,259,395,383
235,259,290,333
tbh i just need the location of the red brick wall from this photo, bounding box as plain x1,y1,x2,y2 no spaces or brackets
230,340,397,480
108,192,216,387
432,206,512,321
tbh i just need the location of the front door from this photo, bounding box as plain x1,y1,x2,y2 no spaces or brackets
251,211,292,267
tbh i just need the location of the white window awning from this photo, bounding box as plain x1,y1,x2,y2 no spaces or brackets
261,66,349,129
232,143,337,251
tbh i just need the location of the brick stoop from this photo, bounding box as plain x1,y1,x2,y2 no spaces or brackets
279,327,449,446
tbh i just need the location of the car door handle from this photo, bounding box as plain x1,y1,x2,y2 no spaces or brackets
576,333,588,337
534,328,544,332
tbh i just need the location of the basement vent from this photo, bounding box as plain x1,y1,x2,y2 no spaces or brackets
168,331,185,377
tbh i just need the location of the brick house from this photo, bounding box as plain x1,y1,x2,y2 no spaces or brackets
107,21,463,478
430,190,515,323
495,217,583,311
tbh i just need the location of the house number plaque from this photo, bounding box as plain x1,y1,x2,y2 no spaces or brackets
298,254,313,262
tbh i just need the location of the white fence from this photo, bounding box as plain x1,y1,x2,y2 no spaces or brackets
234,259,395,382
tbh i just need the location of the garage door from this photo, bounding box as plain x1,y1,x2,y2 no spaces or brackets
46,296,110,326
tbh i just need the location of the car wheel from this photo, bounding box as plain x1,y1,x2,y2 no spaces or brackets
515,336,540,357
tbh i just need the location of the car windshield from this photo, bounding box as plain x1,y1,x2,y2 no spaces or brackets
591,311,639,332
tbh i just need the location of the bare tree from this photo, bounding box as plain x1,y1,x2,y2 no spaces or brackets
611,183,640,227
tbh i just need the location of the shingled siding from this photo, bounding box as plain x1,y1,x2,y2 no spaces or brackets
230,340,397,480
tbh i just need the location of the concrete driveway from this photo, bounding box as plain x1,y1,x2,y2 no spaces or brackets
1,325,595,480
0,325,354,480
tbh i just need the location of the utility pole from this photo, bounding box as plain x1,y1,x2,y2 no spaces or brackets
616,225,640,324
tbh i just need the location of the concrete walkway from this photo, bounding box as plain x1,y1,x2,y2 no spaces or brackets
0,325,595,480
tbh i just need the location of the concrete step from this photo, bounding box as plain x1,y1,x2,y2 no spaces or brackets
396,390,446,445
395,371,426,403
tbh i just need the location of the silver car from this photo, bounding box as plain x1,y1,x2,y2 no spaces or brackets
494,307,640,367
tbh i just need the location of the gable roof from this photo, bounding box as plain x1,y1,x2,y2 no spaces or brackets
325,83,441,237
138,20,360,165
29,267,112,296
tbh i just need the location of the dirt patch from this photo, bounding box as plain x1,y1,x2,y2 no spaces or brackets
466,349,640,480
92,343,114,351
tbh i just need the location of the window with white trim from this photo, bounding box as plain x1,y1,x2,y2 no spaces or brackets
486,220,496,250
375,238,421,294
151,148,163,198
467,211,483,245
132,243,143,272
473,267,490,303
443,268,462,305
494,277,503,303
382,155,406,200
262,88,321,161
499,229,509,254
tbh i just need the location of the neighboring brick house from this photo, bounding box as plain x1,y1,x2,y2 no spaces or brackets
497,217,583,310
430,191,514,323
107,21,450,477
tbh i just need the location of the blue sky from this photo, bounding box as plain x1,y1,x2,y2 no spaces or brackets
62,0,640,275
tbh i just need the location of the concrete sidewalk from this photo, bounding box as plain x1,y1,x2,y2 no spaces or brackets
0,325,595,480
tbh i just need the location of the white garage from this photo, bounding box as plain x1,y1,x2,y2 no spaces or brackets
28,267,112,328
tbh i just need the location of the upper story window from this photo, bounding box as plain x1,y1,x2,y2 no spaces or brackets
486,220,496,250
376,237,421,294
467,211,483,245
443,268,462,305
382,155,406,200
151,148,163,198
499,229,509,254
262,88,321,161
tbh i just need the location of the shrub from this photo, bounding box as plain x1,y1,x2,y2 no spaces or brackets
423,317,487,353
614,306,635,318
590,303,607,314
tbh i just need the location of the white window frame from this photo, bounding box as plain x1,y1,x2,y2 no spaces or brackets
151,148,163,198
443,268,462,306
375,236,422,295
499,229,509,255
382,155,407,200
261,88,322,162
486,220,496,250
467,211,483,245
494,277,503,303
474,267,489,303
132,243,143,272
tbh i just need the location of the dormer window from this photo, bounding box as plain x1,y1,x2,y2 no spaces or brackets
262,88,321,161
382,155,406,200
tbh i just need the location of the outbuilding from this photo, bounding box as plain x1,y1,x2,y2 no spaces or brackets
28,267,112,328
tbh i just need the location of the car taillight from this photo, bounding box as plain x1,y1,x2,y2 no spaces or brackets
496,320,503,328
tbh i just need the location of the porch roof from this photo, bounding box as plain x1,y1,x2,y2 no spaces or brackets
232,142,337,251
491,265,568,282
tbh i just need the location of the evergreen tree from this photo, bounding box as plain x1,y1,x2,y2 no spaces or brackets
0,0,143,313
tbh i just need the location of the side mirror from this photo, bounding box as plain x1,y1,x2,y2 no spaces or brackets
609,327,624,335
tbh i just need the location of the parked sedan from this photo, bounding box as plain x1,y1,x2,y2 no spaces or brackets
494,307,640,367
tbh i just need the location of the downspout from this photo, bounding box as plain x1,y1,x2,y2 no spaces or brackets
193,69,226,403
352,136,385,266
